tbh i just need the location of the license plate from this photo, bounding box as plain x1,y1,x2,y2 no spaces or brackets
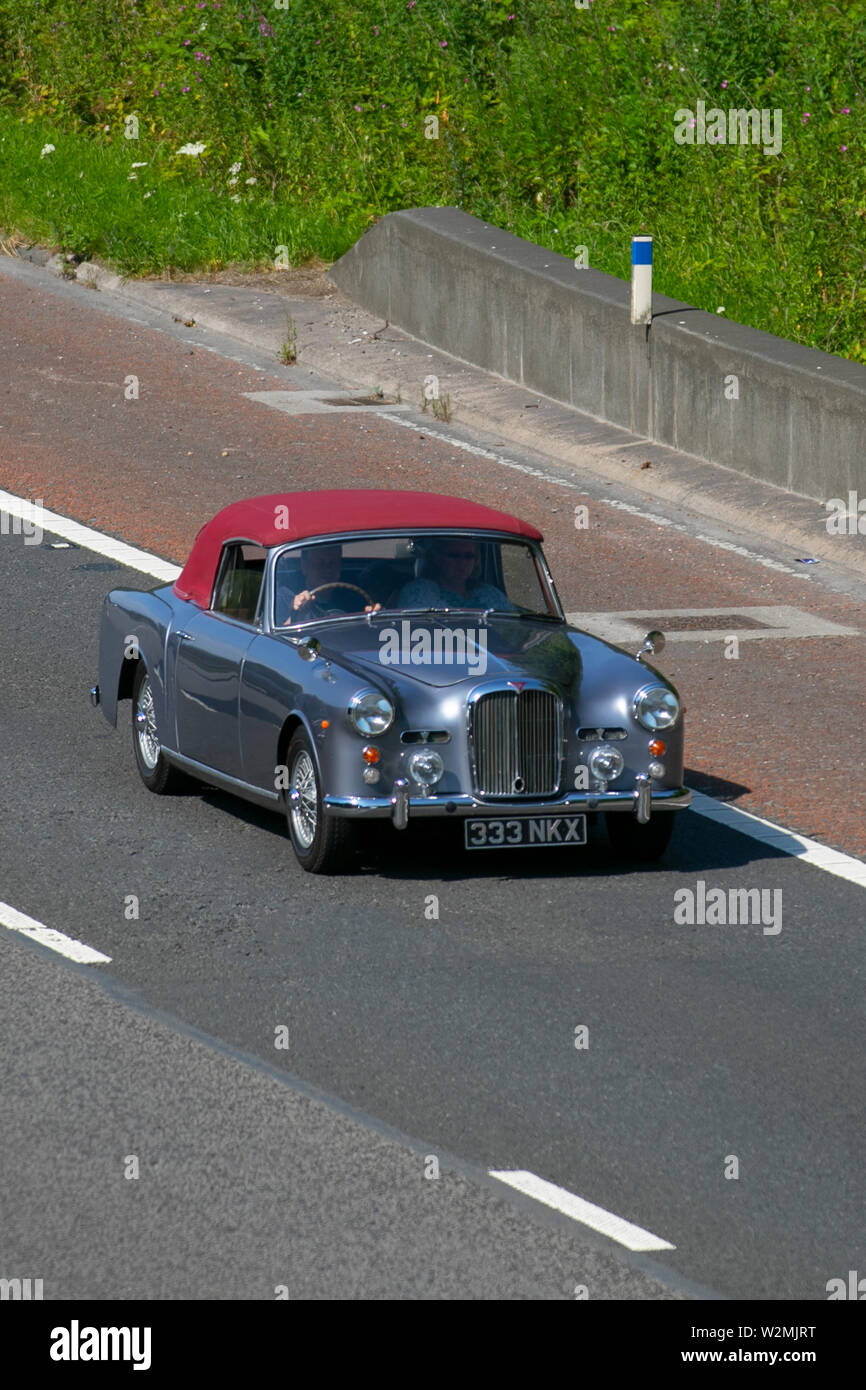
464,815,587,850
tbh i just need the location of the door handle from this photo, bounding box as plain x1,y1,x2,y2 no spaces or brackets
177,630,196,641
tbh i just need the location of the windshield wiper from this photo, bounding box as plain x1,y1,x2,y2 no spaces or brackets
482,608,562,622
377,607,486,618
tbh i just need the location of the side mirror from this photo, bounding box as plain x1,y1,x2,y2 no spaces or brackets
296,636,321,662
637,629,665,663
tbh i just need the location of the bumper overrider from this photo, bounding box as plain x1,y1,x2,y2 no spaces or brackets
325,779,692,829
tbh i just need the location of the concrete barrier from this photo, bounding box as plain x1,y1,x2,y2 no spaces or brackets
328,207,866,502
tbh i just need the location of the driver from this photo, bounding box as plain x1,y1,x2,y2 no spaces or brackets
278,544,380,623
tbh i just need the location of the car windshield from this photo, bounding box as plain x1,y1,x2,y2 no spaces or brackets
272,533,559,628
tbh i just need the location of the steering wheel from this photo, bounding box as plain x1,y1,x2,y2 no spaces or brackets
300,581,377,608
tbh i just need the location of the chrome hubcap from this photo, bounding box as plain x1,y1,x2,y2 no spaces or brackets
135,677,160,770
289,750,318,850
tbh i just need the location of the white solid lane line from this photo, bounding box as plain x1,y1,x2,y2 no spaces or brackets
0,902,111,965
2,488,864,883
489,1170,675,1252
689,791,866,888
0,489,181,582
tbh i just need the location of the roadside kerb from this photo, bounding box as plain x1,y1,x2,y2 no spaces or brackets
328,207,866,507
17,248,866,584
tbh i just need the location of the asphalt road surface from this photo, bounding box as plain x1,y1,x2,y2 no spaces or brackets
1,257,864,1301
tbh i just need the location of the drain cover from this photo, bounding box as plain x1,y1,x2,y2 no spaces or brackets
244,390,410,416
314,395,391,407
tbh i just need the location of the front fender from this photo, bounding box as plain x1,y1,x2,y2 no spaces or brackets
97,588,174,730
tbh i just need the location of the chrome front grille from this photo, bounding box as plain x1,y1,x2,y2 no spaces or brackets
470,688,562,796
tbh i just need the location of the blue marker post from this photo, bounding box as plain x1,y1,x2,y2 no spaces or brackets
630,236,653,325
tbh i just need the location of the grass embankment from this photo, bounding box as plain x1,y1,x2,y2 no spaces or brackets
0,0,864,360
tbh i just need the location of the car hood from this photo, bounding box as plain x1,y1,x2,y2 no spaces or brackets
287,614,575,688
280,615,671,707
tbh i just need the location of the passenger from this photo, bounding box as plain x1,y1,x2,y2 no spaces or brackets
398,537,514,610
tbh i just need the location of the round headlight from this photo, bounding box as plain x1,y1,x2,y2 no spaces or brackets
633,685,680,731
349,690,395,737
407,749,444,789
587,745,625,782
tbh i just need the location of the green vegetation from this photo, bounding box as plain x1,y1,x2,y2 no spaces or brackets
279,312,298,364
0,0,864,360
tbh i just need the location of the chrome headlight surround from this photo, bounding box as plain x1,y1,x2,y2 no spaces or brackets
633,684,680,732
349,689,395,737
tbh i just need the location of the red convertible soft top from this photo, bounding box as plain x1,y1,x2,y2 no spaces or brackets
173,489,543,608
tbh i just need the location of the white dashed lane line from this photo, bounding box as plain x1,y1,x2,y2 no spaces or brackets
488,1170,675,1252
0,902,111,965
0,489,180,582
0,895,676,1252
0,893,675,1253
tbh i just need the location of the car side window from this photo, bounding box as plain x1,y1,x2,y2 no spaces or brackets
212,542,266,624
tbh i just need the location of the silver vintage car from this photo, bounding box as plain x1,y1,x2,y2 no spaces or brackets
90,489,690,872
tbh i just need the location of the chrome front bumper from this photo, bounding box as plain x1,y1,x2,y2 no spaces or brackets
323,782,692,827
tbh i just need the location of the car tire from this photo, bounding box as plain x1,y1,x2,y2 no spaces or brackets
285,730,355,873
605,811,674,862
132,662,186,794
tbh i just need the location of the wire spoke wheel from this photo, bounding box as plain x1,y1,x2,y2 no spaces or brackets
134,676,160,770
290,749,318,850
131,662,186,794
284,730,355,873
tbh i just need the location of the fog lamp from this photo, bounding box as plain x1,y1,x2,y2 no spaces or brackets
587,745,625,782
407,749,444,790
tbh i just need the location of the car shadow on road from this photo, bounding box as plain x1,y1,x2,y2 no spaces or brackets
354,812,789,885
685,768,749,801
192,774,789,883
